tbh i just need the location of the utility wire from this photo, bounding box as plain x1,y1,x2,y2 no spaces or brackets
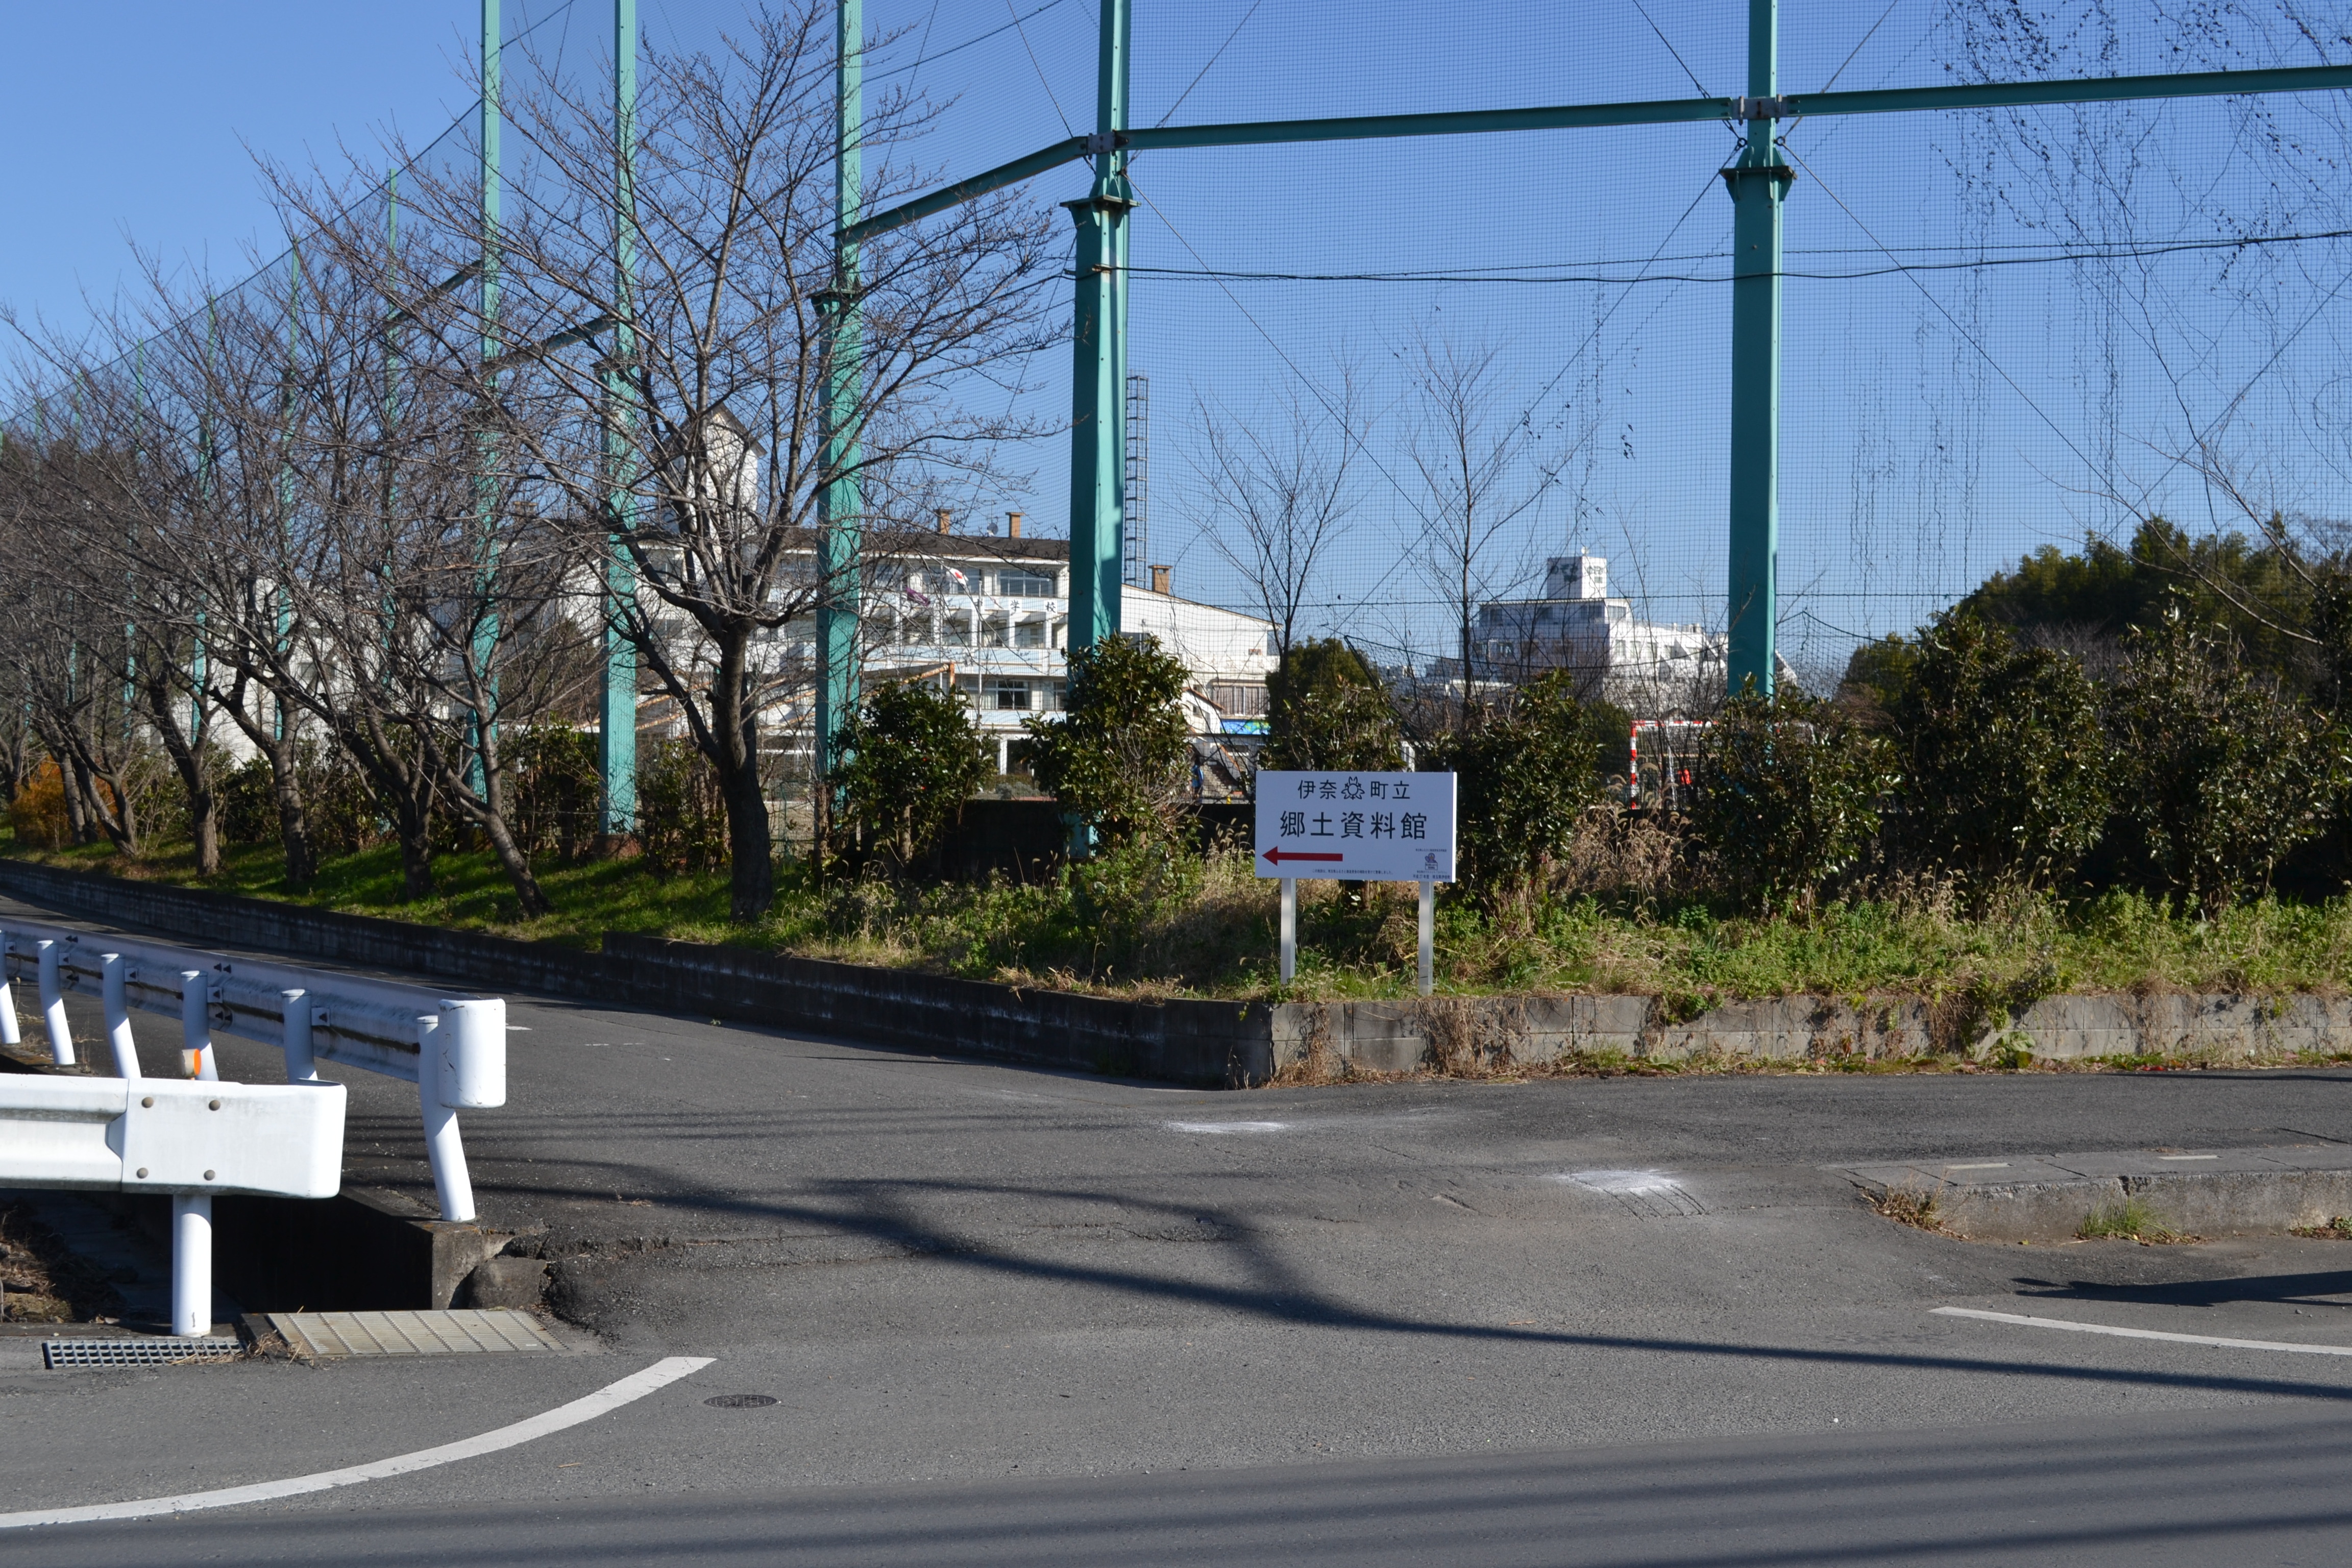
1117,227,2352,285
1156,1,1264,128
1783,144,2108,491
871,0,1068,82
1820,0,1904,93
1628,0,1710,98
1004,0,1076,139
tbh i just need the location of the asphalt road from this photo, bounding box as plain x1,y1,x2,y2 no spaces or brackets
10,892,2352,1564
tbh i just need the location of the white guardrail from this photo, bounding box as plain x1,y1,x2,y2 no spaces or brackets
0,919,506,1336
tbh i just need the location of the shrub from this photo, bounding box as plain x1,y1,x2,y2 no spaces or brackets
1687,687,1897,912
1428,672,1618,900
2102,607,2348,914
217,747,379,857
507,725,602,862
1889,609,2109,892
1025,633,1192,844
1262,639,1403,772
4,762,70,850
216,758,280,847
300,746,384,861
829,679,989,875
638,739,727,872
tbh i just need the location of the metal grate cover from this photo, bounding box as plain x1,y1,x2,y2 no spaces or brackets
43,1336,243,1369
270,1309,562,1358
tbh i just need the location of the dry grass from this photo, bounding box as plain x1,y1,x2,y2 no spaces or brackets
1867,1185,1951,1233
0,1201,122,1324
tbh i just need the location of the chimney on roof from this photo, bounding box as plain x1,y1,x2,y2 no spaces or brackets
1006,511,1023,539
936,508,952,534
1150,564,1171,596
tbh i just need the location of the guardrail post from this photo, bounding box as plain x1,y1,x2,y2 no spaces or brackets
416,1014,478,1223
180,970,218,1081
36,940,75,1067
99,953,141,1079
281,988,318,1082
171,1194,213,1337
0,929,18,1047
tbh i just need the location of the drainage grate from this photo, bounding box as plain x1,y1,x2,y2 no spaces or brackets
43,1336,243,1369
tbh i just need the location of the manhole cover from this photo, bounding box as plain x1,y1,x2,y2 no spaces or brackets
704,1393,777,1408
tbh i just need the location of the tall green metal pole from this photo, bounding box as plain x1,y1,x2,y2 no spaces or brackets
601,0,642,840
1064,0,1131,655
814,0,864,807
1723,0,1788,697
473,0,503,797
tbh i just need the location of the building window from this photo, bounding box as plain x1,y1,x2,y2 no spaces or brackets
995,683,1031,711
999,572,1055,597
1014,619,1046,648
1210,682,1268,717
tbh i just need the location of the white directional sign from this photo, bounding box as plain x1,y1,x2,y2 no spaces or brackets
1253,771,1456,883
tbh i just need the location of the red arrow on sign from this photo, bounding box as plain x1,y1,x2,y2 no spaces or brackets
1262,846,1346,866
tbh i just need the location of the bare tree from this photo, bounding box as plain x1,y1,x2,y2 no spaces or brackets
1397,325,1563,724
1190,360,1367,663
352,1,1060,919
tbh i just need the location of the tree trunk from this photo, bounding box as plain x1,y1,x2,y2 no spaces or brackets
264,740,318,887
60,753,94,844
477,806,550,918
390,791,434,902
723,757,773,920
700,636,774,921
143,679,219,876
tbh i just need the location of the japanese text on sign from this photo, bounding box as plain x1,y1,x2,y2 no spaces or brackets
1253,772,1455,883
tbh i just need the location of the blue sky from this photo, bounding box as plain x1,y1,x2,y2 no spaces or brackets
8,2,2347,682
0,3,487,350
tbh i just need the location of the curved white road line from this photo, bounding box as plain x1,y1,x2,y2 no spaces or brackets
1,1354,714,1530
1935,1306,2352,1356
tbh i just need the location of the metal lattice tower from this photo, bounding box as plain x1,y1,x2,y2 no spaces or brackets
1123,372,1149,590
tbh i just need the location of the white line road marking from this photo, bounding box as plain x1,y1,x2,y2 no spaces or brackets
2159,1154,2218,1161
1167,1120,1288,1134
1942,1163,2010,1170
1935,1307,2352,1357
1560,1170,1680,1194
0,1355,714,1530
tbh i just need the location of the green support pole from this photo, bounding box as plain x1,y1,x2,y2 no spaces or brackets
1058,0,1130,858
814,0,863,817
472,0,503,798
601,0,641,840
1723,0,1788,698
1064,0,1131,658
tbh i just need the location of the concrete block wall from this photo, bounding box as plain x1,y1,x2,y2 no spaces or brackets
5,860,2345,1086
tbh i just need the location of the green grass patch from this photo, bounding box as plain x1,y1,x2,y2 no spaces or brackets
2079,1196,2196,1243
10,825,2352,1008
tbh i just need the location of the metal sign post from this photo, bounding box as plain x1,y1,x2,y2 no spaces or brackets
1254,771,1456,996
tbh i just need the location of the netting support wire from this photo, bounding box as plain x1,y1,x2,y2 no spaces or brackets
814,0,866,815
1723,0,1792,698
601,0,643,840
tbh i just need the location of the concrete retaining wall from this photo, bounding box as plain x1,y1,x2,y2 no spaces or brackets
6,859,2345,1085
0,861,1269,1086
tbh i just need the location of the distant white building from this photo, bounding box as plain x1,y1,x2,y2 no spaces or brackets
1470,554,1727,716
817,515,1275,780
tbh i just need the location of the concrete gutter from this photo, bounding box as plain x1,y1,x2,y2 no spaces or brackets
1846,1143,2352,1241
6,860,2349,1087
